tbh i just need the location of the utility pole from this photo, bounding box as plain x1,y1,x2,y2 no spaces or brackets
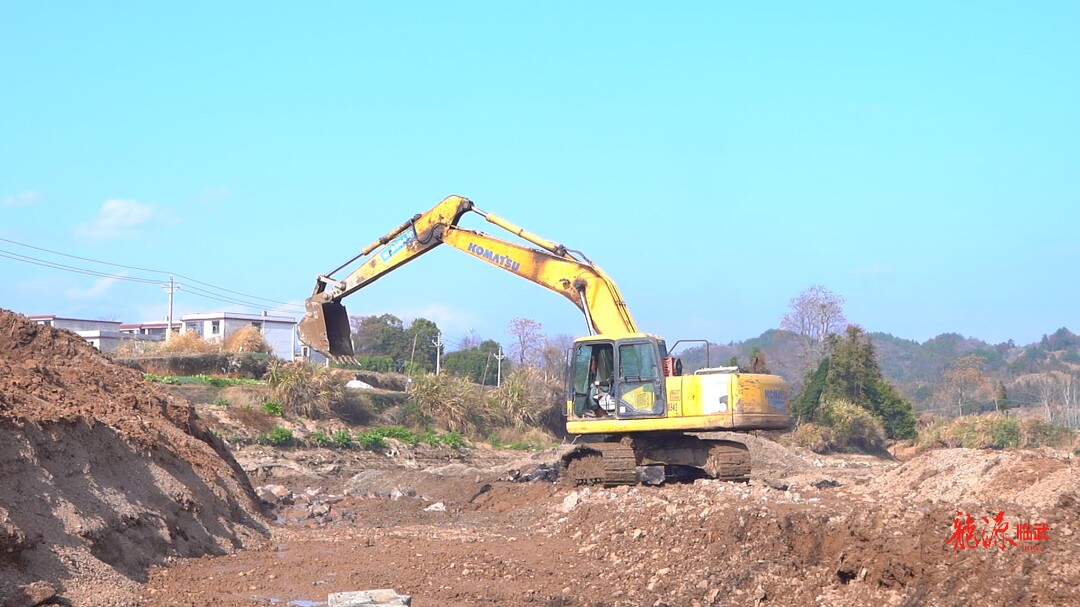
409,332,419,373
432,331,444,375
495,347,505,387
160,274,180,341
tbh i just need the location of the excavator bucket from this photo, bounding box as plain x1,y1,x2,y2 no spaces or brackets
298,297,355,359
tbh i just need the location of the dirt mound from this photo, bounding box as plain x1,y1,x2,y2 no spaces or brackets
853,447,1080,513
0,309,267,606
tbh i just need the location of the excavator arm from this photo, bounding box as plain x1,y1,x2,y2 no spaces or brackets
299,195,638,358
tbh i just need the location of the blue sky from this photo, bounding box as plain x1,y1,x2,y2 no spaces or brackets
2,2,1077,351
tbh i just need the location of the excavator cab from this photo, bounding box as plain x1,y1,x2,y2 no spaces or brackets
569,336,667,420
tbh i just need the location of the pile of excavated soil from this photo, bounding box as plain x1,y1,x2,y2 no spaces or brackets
0,309,267,607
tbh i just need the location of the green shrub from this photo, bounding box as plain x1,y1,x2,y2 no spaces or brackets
261,401,284,417
213,398,231,407
438,431,466,448
366,426,419,445
355,432,387,451
331,429,353,449
258,426,294,446
144,373,181,385
816,399,886,452
310,430,331,447
418,429,442,446
1019,419,1073,448
990,417,1021,448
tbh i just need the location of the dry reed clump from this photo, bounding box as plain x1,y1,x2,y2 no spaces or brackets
406,367,562,437
266,359,350,419
114,337,160,358
223,325,273,354
790,399,886,454
407,373,493,435
917,414,1074,450
157,331,219,354
487,367,560,429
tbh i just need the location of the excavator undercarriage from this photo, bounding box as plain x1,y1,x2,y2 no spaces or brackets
560,433,751,486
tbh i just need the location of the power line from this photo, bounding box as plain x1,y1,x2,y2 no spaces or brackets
0,237,303,310
0,240,304,313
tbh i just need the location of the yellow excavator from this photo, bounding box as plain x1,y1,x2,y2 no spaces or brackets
298,195,790,485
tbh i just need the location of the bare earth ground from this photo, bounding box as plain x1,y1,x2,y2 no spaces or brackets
141,439,1079,607
2,308,1079,607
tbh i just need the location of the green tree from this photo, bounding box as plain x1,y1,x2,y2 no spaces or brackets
798,325,916,440
994,381,1012,413
792,356,830,423
405,318,441,372
443,339,505,385
351,314,408,358
749,346,769,373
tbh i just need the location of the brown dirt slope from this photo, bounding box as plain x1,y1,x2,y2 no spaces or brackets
0,309,267,607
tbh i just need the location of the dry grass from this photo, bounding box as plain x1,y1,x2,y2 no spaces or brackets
223,326,273,354
487,367,560,429
917,414,1074,450
157,331,219,355
407,373,494,435
266,359,350,419
790,399,886,454
404,367,562,438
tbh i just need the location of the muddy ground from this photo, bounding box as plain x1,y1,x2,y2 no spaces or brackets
140,436,1080,607
2,308,1079,607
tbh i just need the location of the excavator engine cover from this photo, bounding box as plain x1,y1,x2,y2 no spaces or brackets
299,298,354,358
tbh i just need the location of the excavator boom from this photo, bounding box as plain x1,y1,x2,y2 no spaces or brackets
298,195,637,359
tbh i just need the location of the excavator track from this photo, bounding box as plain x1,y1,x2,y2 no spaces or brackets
562,441,638,487
561,434,752,486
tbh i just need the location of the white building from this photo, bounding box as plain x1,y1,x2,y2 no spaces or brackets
180,311,298,360
28,315,126,353
119,320,181,340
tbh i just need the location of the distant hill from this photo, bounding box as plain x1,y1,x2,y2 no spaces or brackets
674,327,1080,418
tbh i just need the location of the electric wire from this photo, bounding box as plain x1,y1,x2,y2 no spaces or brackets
0,237,303,310
0,247,295,313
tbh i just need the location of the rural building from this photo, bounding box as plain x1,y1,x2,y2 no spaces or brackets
119,320,181,340
180,311,298,360
28,315,126,353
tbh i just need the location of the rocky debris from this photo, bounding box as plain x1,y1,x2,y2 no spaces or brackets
0,580,57,607
508,462,560,482
329,588,412,606
256,483,294,504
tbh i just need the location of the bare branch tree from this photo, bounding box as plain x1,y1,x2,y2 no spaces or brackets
780,285,847,372
942,355,989,417
506,317,544,367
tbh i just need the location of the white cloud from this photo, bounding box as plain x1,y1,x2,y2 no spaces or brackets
853,263,893,277
76,199,156,240
65,275,123,300
0,190,43,208
399,303,478,335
